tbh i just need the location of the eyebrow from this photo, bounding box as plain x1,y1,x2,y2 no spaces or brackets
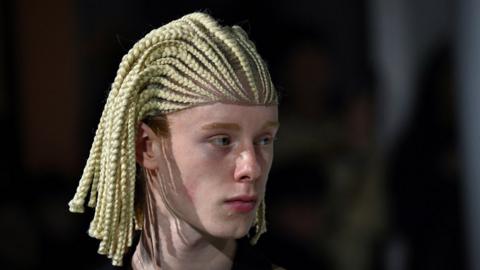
201,123,241,131
262,121,280,129
201,121,280,131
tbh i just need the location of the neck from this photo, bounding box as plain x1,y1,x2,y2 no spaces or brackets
131,176,236,270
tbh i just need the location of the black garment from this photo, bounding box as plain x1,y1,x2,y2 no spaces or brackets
104,237,276,270
232,238,274,270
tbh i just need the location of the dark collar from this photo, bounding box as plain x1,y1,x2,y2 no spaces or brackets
232,238,273,270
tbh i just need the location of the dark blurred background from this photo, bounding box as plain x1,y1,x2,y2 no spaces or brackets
2,0,480,269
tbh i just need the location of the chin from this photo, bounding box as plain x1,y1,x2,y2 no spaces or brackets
207,219,254,240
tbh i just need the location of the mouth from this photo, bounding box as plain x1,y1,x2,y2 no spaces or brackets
224,195,258,213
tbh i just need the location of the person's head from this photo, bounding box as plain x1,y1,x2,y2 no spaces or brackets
68,12,278,266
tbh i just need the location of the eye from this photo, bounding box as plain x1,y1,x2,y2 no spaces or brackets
210,136,231,147
256,136,275,146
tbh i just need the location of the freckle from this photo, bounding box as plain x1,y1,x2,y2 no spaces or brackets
184,186,195,203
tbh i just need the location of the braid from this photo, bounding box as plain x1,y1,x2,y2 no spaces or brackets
251,199,267,245
68,12,277,266
181,17,246,98
231,26,273,103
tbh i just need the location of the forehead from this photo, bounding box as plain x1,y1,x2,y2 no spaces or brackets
167,102,278,129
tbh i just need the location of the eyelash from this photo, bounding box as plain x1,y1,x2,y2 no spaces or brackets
210,136,231,147
208,135,276,147
256,136,273,146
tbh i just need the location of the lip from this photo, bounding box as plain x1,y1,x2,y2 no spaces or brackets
224,195,258,213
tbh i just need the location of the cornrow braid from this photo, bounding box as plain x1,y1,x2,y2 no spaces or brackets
68,12,277,266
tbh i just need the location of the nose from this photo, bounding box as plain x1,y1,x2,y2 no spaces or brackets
234,145,261,182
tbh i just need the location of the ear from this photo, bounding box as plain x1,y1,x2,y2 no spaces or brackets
136,122,161,170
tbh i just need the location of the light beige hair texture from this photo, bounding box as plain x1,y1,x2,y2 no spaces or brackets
68,12,277,266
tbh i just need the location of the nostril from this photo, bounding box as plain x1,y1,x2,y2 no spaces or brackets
240,175,252,182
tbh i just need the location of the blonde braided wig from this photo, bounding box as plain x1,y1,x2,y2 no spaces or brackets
68,12,277,266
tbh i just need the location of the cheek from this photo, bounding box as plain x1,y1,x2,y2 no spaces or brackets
258,150,274,188
174,159,200,203
173,144,232,201
259,148,274,172
180,174,196,202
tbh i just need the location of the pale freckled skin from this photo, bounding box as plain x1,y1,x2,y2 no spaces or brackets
184,185,196,203
163,102,279,238
133,102,279,270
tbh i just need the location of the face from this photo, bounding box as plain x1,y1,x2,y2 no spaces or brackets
148,102,279,239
